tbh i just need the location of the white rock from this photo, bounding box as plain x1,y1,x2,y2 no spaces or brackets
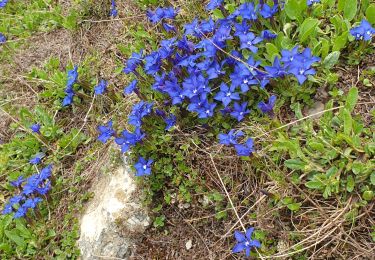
185,239,193,250
78,159,150,259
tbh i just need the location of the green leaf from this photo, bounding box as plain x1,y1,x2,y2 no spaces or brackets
305,181,323,189
332,32,348,51
363,190,374,201
370,172,375,185
265,43,279,61
346,175,354,192
285,159,307,170
343,0,358,21
322,51,340,69
287,202,302,211
4,230,26,248
299,18,319,43
342,108,352,135
285,0,306,21
345,87,358,112
366,4,375,24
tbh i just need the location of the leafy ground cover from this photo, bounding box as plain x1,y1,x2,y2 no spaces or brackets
0,0,374,259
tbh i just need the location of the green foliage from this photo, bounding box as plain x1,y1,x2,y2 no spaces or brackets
271,87,374,199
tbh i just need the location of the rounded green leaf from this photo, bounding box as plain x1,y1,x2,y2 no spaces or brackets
366,4,375,24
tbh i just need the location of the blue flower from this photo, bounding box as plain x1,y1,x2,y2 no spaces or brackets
39,164,53,180
128,101,154,127
261,30,277,39
0,33,6,43
350,19,375,41
30,123,41,133
94,79,108,95
234,138,254,156
10,176,25,187
307,0,320,6
206,60,225,80
200,18,215,34
232,227,261,257
115,128,145,153
206,0,223,11
134,157,153,177
214,83,240,107
234,21,251,37
0,0,8,8
23,175,40,195
144,52,162,75
288,61,317,85
182,72,209,99
62,92,74,107
196,101,217,119
259,3,278,19
230,102,250,121
123,50,144,74
184,18,201,37
218,130,244,146
163,23,176,32
165,114,176,130
2,203,13,215
110,0,118,17
236,3,258,21
97,120,115,143
265,57,287,78
239,32,263,53
66,66,78,88
14,206,27,219
258,95,277,114
124,79,138,95
195,39,217,58
29,153,44,165
147,7,179,24
22,197,42,210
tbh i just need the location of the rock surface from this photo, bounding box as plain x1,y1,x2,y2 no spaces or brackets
78,158,150,259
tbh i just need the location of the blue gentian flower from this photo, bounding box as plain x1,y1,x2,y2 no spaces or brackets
0,0,8,8
258,95,277,114
110,0,118,17
265,57,287,78
206,0,223,10
14,206,27,219
307,0,320,6
234,138,254,156
22,197,42,210
144,52,162,75
288,61,317,85
123,50,144,74
259,3,278,19
350,19,375,41
29,153,44,165
239,33,263,53
195,39,217,58
236,3,258,21
261,30,277,39
165,114,176,130
230,102,250,121
97,120,115,143
218,130,244,146
62,92,74,107
182,72,209,99
234,21,251,37
163,23,176,32
232,227,261,257
10,176,25,187
124,79,138,95
2,203,13,215
280,46,299,65
197,101,217,119
0,33,6,43
94,79,108,95
184,19,201,37
147,7,179,24
200,18,215,34
134,157,153,177
128,101,154,127
206,60,225,80
66,66,78,88
30,123,41,133
115,128,145,153
39,164,53,180
214,83,240,107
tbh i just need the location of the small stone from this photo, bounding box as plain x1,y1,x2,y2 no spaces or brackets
185,239,193,250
